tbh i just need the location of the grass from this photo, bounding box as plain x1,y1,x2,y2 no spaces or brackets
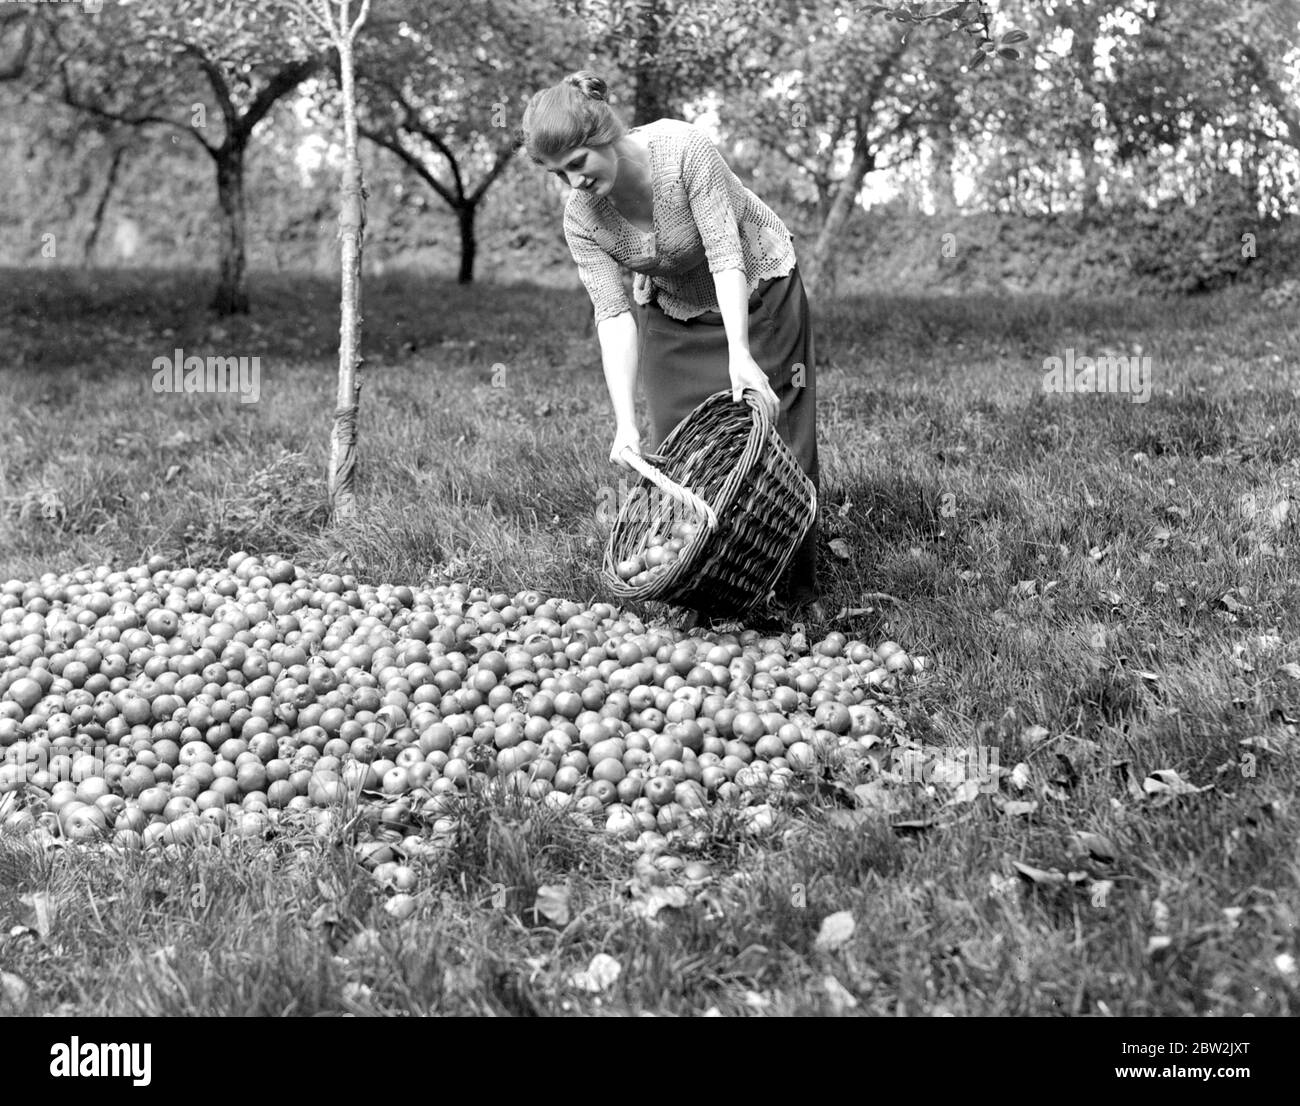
1,265,1299,1016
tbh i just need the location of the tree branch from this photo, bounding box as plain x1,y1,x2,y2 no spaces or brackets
359,125,459,208
349,0,373,41
182,42,239,136
59,56,216,154
468,140,517,205
236,54,326,141
398,109,467,201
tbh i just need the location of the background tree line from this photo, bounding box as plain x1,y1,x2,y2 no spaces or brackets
2,0,1297,312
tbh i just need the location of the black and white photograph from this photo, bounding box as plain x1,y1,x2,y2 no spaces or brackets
0,0,1297,1048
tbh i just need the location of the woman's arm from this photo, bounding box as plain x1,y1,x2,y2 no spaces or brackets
596,310,642,465
713,267,779,420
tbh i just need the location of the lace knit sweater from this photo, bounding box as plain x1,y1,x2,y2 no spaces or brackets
563,118,798,324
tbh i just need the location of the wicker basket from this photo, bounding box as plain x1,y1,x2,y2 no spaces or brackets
602,389,817,615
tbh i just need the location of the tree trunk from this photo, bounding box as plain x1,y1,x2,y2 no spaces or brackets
930,122,960,214
927,66,960,215
632,0,668,126
1073,21,1102,218
801,34,908,297
212,144,249,315
803,124,874,299
82,144,127,266
329,23,366,521
457,201,476,284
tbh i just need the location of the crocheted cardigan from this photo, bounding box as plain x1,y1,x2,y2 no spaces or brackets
563,118,798,324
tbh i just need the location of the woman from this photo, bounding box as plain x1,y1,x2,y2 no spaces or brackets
520,71,824,623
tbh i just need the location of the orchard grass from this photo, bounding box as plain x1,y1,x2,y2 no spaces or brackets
1,266,1298,1016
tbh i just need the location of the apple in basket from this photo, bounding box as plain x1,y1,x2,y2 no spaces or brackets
616,554,647,582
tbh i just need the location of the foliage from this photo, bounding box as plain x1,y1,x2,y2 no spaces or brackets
564,0,759,123
861,0,1028,66
1123,193,1269,294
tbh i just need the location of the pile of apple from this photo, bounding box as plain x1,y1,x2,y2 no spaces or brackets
0,553,923,857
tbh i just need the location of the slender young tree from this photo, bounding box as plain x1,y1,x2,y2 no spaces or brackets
287,0,374,520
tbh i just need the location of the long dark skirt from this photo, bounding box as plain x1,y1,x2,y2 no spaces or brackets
636,266,820,602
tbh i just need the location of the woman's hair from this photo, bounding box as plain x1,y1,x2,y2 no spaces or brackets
520,71,627,164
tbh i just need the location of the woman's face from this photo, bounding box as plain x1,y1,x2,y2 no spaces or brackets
540,144,619,195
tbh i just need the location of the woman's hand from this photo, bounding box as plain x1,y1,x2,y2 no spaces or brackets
729,349,779,422
609,423,642,468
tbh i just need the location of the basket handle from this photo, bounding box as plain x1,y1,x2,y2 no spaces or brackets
618,447,719,532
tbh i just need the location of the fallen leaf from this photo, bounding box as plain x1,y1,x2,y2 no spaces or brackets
342,980,372,1005
342,927,385,961
999,800,1039,817
1011,861,1066,887
853,781,903,816
1111,760,1148,801
826,809,872,830
1277,662,1300,681
891,819,937,833
631,886,689,921
828,538,852,560
1152,899,1171,931
1070,831,1117,862
822,975,859,1013
814,910,856,952
1147,935,1174,956
17,892,53,941
1240,733,1288,755
1144,769,1211,798
571,953,622,993
532,884,571,927
0,973,28,1012
946,778,984,806
1021,725,1051,750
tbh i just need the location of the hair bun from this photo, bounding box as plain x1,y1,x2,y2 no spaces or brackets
564,71,608,102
